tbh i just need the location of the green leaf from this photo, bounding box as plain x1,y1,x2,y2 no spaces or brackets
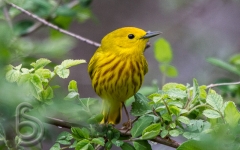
87,114,103,124
131,93,151,116
57,140,71,145
224,101,240,128
206,93,223,112
31,74,43,93
120,142,136,150
111,139,124,147
154,38,172,63
155,105,166,112
178,116,190,124
15,136,21,146
35,68,51,79
166,88,187,100
71,127,89,140
160,64,178,77
169,105,180,116
50,143,60,150
68,80,78,92
91,137,104,146
183,132,200,140
54,65,70,78
141,123,161,140
177,140,203,150
61,59,86,68
185,120,210,133
162,83,187,91
14,20,34,36
133,140,151,150
42,86,54,100
207,58,240,76
80,0,94,7
229,54,240,67
169,129,180,137
160,130,168,138
56,6,76,16
203,109,221,119
130,116,153,138
169,123,176,128
6,67,21,83
105,141,113,150
76,7,93,23
78,98,99,112
30,58,51,70
112,128,121,140
0,124,5,141
161,113,172,122
168,101,184,108
199,85,207,99
57,131,72,140
75,139,93,150
192,78,199,101
17,73,32,85
64,91,79,100
69,141,77,148
54,59,86,78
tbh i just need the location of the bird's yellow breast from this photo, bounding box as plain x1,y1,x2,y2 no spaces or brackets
89,49,147,102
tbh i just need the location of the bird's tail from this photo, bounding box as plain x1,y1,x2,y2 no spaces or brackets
101,101,122,124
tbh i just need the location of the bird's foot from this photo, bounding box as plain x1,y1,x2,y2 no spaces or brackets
121,119,132,133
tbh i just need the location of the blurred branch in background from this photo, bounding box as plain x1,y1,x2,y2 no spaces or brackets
1,0,240,150
5,1,100,47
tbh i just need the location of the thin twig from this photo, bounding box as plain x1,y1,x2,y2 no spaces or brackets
6,2,101,47
162,99,171,115
20,0,66,36
207,81,240,89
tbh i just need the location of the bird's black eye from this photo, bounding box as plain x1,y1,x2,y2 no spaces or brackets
128,34,135,39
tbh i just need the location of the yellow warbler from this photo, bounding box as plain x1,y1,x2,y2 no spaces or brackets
88,27,160,124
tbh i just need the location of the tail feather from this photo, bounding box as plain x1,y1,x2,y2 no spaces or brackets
101,101,122,124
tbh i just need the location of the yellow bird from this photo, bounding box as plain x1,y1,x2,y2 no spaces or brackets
88,27,160,124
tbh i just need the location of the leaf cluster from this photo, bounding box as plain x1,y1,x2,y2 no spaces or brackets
6,58,85,103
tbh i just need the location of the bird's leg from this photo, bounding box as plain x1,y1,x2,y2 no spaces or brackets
122,102,132,131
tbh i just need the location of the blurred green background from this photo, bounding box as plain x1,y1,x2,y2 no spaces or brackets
1,0,240,150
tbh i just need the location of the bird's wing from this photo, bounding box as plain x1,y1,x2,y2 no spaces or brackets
143,57,148,75
88,49,102,79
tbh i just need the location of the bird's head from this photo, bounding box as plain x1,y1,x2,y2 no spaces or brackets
101,27,160,53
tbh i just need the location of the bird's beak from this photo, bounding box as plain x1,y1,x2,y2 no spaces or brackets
142,31,162,39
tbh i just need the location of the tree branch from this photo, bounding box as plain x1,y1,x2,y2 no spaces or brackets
119,129,180,148
6,1,101,47
41,116,180,148
207,81,240,89
42,116,86,128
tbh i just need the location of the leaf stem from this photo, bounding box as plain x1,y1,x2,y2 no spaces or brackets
183,89,192,110
162,99,171,115
187,104,210,115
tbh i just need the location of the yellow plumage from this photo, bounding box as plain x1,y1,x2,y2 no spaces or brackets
88,27,159,124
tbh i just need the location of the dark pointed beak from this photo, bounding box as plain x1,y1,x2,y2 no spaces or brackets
142,31,162,39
